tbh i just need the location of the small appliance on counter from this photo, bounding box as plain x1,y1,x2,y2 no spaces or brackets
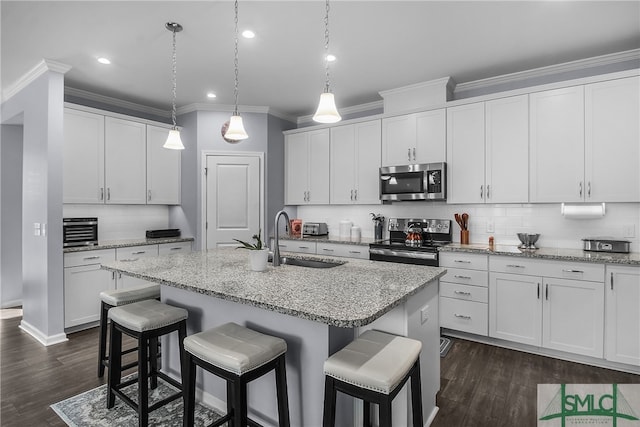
582,237,630,254
146,229,181,239
302,222,328,236
63,217,98,247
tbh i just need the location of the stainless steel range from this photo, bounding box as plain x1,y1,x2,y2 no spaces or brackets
369,218,452,266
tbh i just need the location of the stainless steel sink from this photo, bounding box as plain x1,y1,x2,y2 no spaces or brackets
269,255,345,268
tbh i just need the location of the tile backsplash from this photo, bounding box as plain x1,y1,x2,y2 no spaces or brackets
63,205,169,241
296,202,640,252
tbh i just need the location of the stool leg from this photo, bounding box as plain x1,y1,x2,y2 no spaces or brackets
226,381,234,427
363,401,371,426
149,336,158,390
98,302,110,377
410,360,423,427
275,355,290,427
232,377,244,427
138,334,150,427
107,323,122,409
322,376,337,427
379,399,392,427
182,352,196,427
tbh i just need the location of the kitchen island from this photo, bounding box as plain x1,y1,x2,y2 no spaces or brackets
102,248,446,426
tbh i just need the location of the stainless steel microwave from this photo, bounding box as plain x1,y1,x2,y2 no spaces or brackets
379,163,446,201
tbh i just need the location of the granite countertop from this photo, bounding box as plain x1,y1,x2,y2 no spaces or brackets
101,248,445,328
440,243,640,266
276,235,380,247
63,237,194,253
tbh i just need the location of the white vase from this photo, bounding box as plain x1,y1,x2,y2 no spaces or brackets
248,249,269,272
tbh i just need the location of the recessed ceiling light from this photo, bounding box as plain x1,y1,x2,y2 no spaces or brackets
326,54,336,62
207,92,217,99
97,57,111,65
242,30,255,39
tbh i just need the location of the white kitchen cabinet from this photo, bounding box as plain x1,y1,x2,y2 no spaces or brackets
316,242,368,259
330,120,381,205
146,125,181,205
158,241,192,256
115,244,158,288
273,239,317,254
285,129,330,205
605,266,640,366
529,86,585,202
585,76,640,202
63,109,105,204
381,109,446,166
104,116,147,204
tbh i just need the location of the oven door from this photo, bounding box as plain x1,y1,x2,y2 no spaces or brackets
369,247,439,266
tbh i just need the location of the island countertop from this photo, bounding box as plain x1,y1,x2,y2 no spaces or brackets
101,248,446,328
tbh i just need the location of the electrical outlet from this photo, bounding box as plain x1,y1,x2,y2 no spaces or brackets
33,222,41,236
623,224,636,238
486,219,495,233
420,305,430,324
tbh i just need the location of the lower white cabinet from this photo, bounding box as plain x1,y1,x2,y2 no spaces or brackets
316,242,368,259
274,240,317,255
115,245,159,289
605,266,640,366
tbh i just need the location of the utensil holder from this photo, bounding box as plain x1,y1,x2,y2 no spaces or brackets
460,230,469,245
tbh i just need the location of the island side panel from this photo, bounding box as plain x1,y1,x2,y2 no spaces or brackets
160,284,354,427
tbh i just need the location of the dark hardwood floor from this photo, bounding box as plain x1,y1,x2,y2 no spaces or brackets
1,308,638,426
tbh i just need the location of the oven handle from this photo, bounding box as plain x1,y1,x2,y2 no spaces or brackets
369,248,438,261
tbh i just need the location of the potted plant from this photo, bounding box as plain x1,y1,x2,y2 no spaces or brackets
234,229,269,272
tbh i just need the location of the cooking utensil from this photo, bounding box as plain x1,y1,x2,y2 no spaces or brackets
462,213,469,230
454,213,465,230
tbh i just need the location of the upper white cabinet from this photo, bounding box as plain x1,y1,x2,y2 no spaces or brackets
381,109,445,166
146,125,181,205
330,120,381,204
104,117,147,204
605,265,640,366
285,129,330,205
585,76,640,202
529,86,585,202
63,109,105,204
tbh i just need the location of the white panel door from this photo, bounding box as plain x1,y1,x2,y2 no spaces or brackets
206,155,261,249
605,266,640,366
415,109,446,164
307,129,330,204
381,114,415,166
146,125,181,205
284,133,309,205
330,124,356,204
63,109,105,203
104,116,147,204
64,264,115,328
354,120,382,204
542,277,604,358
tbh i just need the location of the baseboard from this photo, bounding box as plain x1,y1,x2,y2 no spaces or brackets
19,320,68,346
425,405,439,426
1,299,22,309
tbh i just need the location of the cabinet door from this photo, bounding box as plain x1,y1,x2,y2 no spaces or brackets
446,103,485,203
585,76,640,202
284,133,309,205
415,109,446,164
381,115,415,166
489,272,542,346
307,129,330,204
63,109,105,203
146,125,181,205
158,241,192,256
330,124,356,204
485,95,529,203
542,277,604,358
353,120,382,204
605,266,640,366
105,117,147,204
64,264,115,328
530,86,584,202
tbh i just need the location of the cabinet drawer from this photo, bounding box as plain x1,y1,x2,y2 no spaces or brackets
490,256,604,282
277,240,317,254
158,241,192,256
440,297,488,336
440,252,488,271
316,242,368,259
441,282,488,303
64,248,116,268
116,245,159,261
441,267,488,287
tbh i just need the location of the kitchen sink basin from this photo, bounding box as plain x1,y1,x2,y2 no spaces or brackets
271,256,345,269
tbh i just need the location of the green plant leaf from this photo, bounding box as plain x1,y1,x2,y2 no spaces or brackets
233,228,263,250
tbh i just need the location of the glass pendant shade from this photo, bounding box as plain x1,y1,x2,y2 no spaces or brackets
163,128,185,150
224,115,249,141
313,92,341,123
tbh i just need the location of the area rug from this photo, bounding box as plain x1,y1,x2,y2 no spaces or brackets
51,375,222,426
440,336,453,358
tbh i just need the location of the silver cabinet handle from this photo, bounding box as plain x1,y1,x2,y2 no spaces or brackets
454,260,471,264
350,190,354,201
454,275,471,279
454,290,472,296
148,190,152,201
169,247,183,251
506,264,525,268
454,314,471,320
83,256,100,260
412,147,416,161
562,269,583,274
107,188,111,200
588,182,591,198
545,284,549,300
354,189,357,201
131,251,146,255
112,271,116,280
480,185,483,199
348,250,361,254
121,258,139,262
100,188,104,201
610,272,614,290
407,148,411,161
537,283,540,299
487,184,490,199
579,181,583,197
322,248,334,252
299,246,310,249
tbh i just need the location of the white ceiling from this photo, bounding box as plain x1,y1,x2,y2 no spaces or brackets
2,1,639,121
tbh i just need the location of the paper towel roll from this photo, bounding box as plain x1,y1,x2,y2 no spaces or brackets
561,203,606,219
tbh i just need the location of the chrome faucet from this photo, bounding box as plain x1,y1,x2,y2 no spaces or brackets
272,210,290,267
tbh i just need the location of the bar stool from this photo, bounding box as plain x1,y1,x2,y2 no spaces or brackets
322,330,423,427
98,283,161,377
182,322,290,427
107,299,188,427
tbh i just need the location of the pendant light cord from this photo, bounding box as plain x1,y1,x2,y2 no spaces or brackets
170,26,178,129
323,0,331,93
233,0,240,116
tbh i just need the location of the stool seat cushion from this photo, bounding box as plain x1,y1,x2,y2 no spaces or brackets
108,299,188,332
184,322,287,376
100,283,160,306
323,330,421,395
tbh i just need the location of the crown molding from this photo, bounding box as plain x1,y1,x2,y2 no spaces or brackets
296,99,383,125
2,59,71,103
455,48,640,94
65,87,171,118
178,103,296,123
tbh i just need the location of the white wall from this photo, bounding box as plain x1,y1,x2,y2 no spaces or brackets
296,202,640,252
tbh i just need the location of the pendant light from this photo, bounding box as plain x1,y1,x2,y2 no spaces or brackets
312,0,341,124
223,0,249,142
163,22,185,150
